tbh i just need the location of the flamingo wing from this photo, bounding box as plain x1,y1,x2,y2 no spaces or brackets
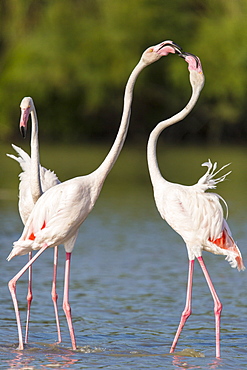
208,220,245,271
7,176,96,259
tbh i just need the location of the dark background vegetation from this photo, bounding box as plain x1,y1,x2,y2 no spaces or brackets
0,0,247,145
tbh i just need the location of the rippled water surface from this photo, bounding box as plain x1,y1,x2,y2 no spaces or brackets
0,195,246,370
0,145,247,369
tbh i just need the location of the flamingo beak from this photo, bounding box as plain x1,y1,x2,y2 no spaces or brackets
158,41,183,55
171,42,183,54
180,52,200,66
19,107,31,138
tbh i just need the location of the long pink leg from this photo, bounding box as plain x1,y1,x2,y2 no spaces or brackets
63,252,77,350
25,252,33,343
51,246,62,343
8,244,49,350
197,256,222,358
170,259,194,353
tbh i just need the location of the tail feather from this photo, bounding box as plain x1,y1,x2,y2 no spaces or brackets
7,144,60,189
197,159,231,189
7,240,34,261
7,144,31,172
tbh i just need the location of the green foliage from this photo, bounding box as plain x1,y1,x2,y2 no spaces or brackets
0,0,247,143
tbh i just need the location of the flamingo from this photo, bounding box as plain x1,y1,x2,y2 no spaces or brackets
7,97,61,344
147,52,245,358
7,40,182,350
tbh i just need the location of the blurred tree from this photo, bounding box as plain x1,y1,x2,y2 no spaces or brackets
170,0,247,143
0,0,247,144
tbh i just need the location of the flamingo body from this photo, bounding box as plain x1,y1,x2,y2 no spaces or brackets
154,161,244,269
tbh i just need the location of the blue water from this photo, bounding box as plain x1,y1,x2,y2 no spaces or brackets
0,192,247,369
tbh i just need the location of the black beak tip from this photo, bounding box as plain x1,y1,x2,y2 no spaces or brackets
173,42,183,54
20,126,26,139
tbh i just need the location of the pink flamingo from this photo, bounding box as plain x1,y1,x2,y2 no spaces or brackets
7,40,182,350
7,97,61,344
147,52,245,358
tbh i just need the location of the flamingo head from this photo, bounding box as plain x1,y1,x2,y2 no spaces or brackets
19,97,34,138
180,52,205,91
141,40,182,65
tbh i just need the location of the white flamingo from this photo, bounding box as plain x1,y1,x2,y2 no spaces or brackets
7,40,182,350
7,97,61,344
147,52,245,358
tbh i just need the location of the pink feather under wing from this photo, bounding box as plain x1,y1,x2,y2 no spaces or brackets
28,221,46,241
209,228,245,271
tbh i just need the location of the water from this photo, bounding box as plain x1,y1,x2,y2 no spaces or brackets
0,188,247,370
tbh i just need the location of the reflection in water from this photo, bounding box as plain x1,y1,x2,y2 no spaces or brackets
3,345,228,370
172,355,224,369
6,348,79,369
172,349,203,370
172,355,201,369
6,352,29,369
41,353,78,369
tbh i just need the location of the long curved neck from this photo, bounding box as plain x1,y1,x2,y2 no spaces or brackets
147,84,201,186
30,107,42,203
93,59,147,183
